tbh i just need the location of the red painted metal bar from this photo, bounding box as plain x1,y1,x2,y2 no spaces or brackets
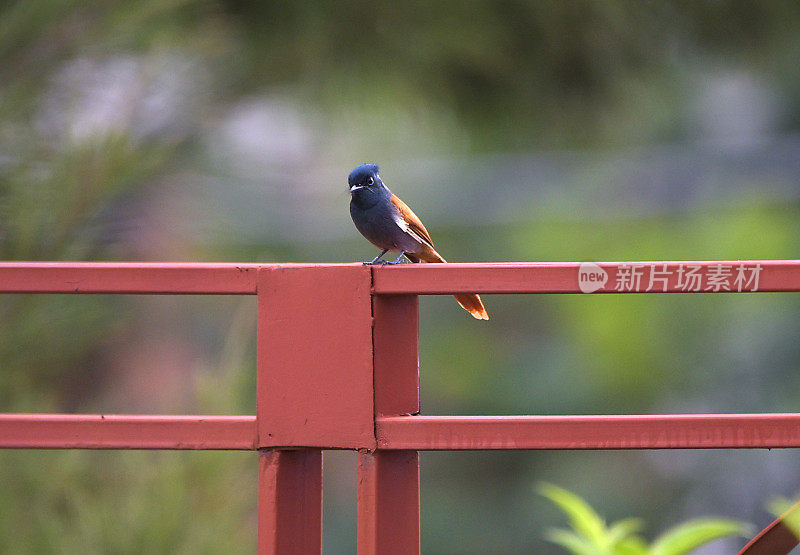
4,413,799,451
255,266,375,553
1,260,796,295
358,294,421,554
738,500,800,554
376,414,800,450
258,450,323,554
256,266,374,449
0,414,256,449
372,260,800,294
0,262,262,294
0,262,365,294
357,450,420,553
739,519,797,554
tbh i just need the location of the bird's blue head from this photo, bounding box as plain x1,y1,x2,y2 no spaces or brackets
348,163,383,193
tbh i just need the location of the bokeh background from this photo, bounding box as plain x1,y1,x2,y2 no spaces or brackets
2,1,800,552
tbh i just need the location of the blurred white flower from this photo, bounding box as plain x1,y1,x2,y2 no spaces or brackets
214,97,317,169
691,70,782,148
36,53,207,143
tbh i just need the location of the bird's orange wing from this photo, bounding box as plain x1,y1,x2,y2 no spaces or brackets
390,194,434,248
391,193,487,318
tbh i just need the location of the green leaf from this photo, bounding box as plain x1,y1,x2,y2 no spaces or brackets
538,483,607,546
607,517,644,546
649,519,750,555
616,536,649,555
545,528,605,555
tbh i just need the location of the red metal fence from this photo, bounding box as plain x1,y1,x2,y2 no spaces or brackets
1,261,799,553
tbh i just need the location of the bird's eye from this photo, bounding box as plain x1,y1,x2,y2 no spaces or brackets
365,177,374,186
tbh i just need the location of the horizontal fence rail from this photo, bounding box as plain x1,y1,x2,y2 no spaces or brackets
0,262,263,293
0,261,798,554
372,260,797,293
0,414,257,450
376,414,800,450
5,413,799,451
1,260,798,294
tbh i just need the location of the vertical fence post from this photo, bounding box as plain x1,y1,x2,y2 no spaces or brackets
358,293,421,554
256,265,374,554
258,450,323,554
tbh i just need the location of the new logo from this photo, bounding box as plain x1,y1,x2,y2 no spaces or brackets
578,262,608,293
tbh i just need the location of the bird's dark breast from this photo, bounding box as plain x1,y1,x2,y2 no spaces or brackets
350,201,400,250
350,187,423,253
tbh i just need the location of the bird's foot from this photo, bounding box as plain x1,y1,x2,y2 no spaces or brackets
384,251,408,265
364,249,389,265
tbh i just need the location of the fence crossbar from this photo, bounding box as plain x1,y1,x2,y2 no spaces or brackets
0,414,256,449
376,414,800,450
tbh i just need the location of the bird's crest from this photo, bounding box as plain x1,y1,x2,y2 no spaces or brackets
348,163,380,186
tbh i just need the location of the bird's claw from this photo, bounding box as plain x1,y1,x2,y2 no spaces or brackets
364,250,405,265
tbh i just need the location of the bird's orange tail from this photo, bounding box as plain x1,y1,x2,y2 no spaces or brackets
409,246,489,320
452,292,490,320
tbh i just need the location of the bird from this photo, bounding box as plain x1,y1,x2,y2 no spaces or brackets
348,163,489,320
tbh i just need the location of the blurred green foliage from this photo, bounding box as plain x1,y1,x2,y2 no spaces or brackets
539,483,749,555
0,450,255,553
2,1,800,552
223,1,800,147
